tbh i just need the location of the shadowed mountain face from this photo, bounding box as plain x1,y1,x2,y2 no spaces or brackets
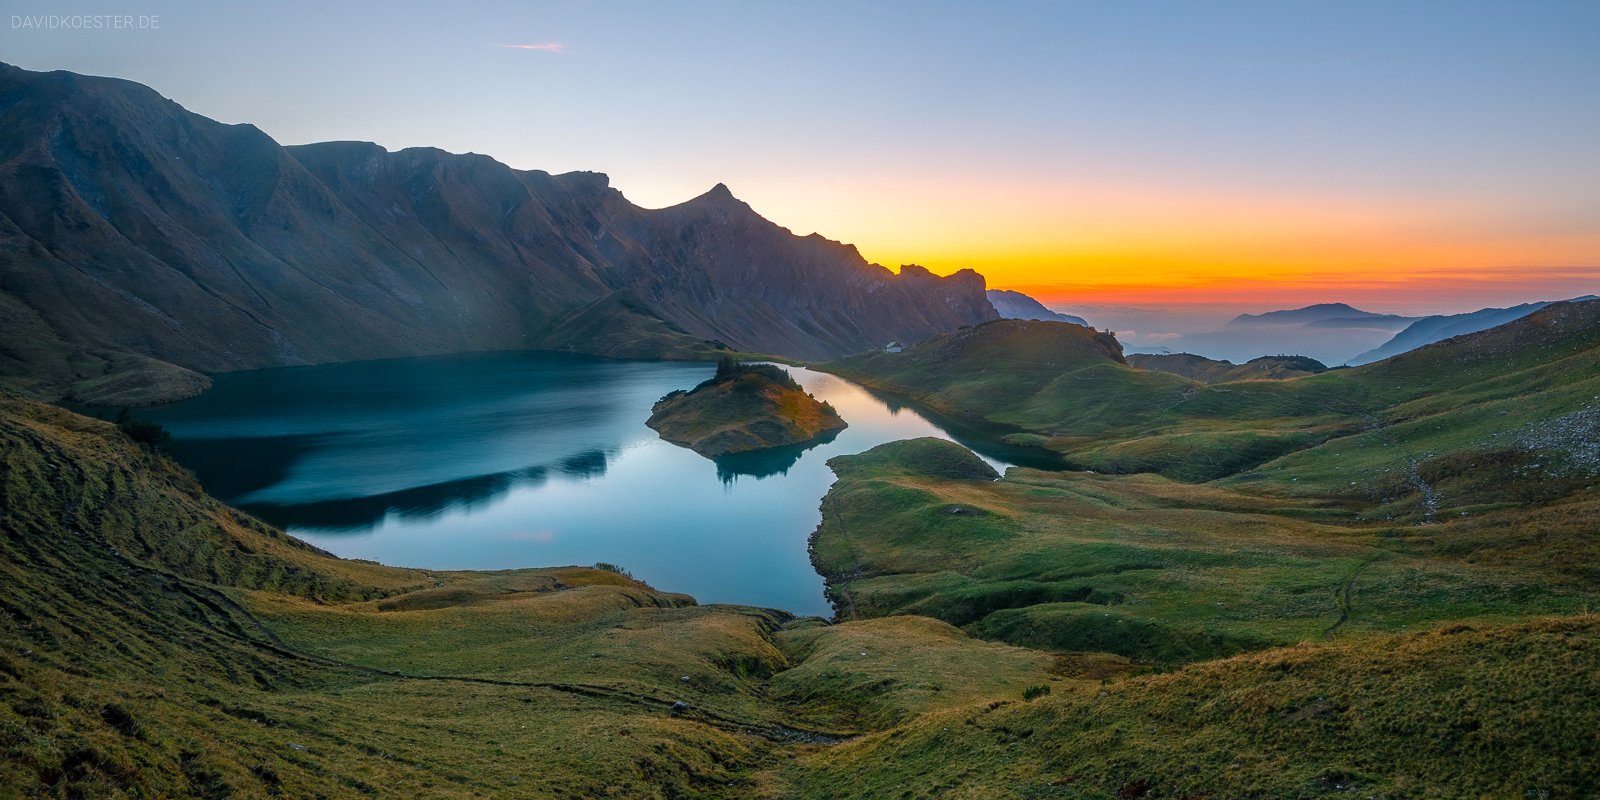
0,63,995,403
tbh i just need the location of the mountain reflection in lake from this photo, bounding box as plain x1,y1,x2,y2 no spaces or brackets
139,351,1047,616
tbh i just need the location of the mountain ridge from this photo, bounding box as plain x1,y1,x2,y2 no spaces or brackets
1151,301,1419,364
0,62,997,404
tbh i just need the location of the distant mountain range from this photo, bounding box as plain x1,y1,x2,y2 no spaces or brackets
1147,303,1417,365
1225,302,1416,329
986,289,1088,326
1350,296,1599,365
0,63,995,404
1132,298,1600,367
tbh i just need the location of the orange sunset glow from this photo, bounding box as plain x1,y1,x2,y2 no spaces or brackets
714,175,1600,312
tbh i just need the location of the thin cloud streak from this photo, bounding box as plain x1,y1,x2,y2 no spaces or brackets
492,43,566,52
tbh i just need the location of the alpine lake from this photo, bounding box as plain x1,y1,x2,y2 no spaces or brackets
136,352,1058,617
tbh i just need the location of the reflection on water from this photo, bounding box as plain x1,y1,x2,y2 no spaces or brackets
712,426,843,483
139,351,1051,616
239,466,552,531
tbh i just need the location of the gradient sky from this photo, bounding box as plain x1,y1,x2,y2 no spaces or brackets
4,0,1597,313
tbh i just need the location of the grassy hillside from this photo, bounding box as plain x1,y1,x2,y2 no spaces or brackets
829,319,1330,481
0,394,1055,798
813,304,1600,658
4,384,1599,796
829,300,1600,485
813,438,1597,662
1225,300,1600,521
0,393,749,797
799,396,1599,795
0,290,213,405
791,303,1600,795
790,614,1600,799
1127,353,1328,383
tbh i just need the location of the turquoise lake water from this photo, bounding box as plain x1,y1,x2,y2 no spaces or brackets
140,352,1044,616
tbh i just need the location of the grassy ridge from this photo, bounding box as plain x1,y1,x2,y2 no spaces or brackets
1127,353,1328,383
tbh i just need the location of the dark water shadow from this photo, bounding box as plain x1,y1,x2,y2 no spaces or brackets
59,406,332,503
164,435,329,503
712,427,844,483
243,466,553,531
557,449,609,479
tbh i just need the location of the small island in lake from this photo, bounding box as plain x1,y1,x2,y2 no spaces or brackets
648,358,847,457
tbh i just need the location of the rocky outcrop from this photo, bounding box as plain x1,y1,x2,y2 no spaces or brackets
647,363,846,457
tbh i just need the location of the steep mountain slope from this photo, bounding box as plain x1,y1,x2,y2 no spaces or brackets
0,63,995,403
985,289,1088,325
1350,295,1598,364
